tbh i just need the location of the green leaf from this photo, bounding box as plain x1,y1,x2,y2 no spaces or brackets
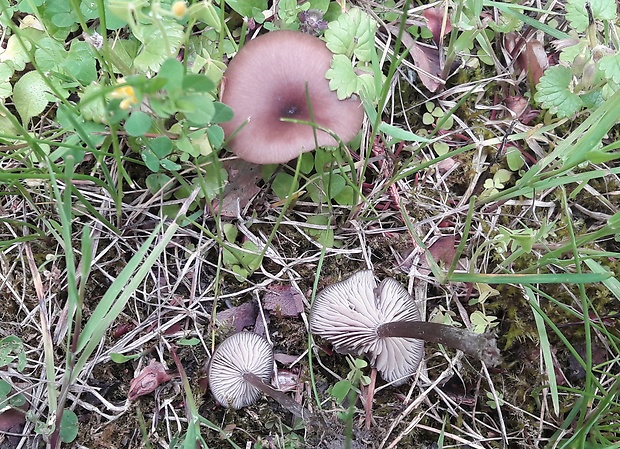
326,54,358,100
0,336,26,371
13,71,52,124
65,40,97,85
183,74,215,93
272,172,298,199
177,337,200,346
225,0,267,20
178,94,215,126
306,214,334,247
211,102,234,124
159,158,181,171
34,37,67,72
124,111,152,136
141,148,161,172
599,54,620,84
378,122,430,142
535,65,583,118
80,0,99,20
307,172,346,203
110,352,141,363
149,136,173,158
330,379,352,402
145,173,172,193
47,1,80,28
206,125,225,149
133,21,184,71
0,63,13,99
157,58,185,95
0,34,32,71
506,146,525,171
566,0,616,32
59,410,79,443
324,7,377,62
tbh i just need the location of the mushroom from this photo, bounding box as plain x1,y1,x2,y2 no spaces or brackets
208,332,312,419
309,270,501,385
221,30,364,164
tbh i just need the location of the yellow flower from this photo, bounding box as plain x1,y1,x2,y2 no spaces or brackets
111,83,138,110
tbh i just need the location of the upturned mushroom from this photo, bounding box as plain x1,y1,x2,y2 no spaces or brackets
221,30,364,164
208,332,311,419
309,270,501,384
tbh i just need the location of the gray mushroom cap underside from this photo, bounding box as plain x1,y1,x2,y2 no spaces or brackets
309,270,424,385
208,332,274,409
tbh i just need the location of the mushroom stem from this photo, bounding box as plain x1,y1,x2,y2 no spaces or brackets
377,321,501,366
242,373,313,420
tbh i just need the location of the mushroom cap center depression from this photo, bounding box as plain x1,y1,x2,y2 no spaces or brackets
221,30,364,164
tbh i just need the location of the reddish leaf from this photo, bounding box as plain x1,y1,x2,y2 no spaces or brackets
0,408,26,432
216,301,258,332
214,160,261,217
262,284,305,317
427,235,457,267
423,7,452,45
523,39,548,86
127,360,173,401
384,23,443,91
409,42,443,92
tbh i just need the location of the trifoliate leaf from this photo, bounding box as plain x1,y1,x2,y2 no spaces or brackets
124,110,152,136
148,136,173,158
535,65,583,118
326,54,358,99
65,41,97,85
506,146,525,171
13,71,52,124
80,0,99,20
46,1,80,28
324,7,376,62
599,54,620,84
177,94,215,126
566,0,616,32
225,0,267,21
59,410,78,444
133,20,184,72
34,37,66,72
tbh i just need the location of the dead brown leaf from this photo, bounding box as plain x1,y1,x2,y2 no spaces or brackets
127,360,174,401
215,301,258,332
262,284,305,318
213,159,262,217
423,7,452,45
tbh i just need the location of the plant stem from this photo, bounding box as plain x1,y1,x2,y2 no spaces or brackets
243,373,313,421
377,321,501,366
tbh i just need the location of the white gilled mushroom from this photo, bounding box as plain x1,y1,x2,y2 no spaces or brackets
310,271,501,384
221,30,364,164
208,332,311,419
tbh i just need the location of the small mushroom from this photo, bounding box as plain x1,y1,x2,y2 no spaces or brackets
310,271,501,384
221,30,364,164
208,332,311,419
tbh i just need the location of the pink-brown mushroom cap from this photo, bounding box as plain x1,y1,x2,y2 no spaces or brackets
221,30,364,164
